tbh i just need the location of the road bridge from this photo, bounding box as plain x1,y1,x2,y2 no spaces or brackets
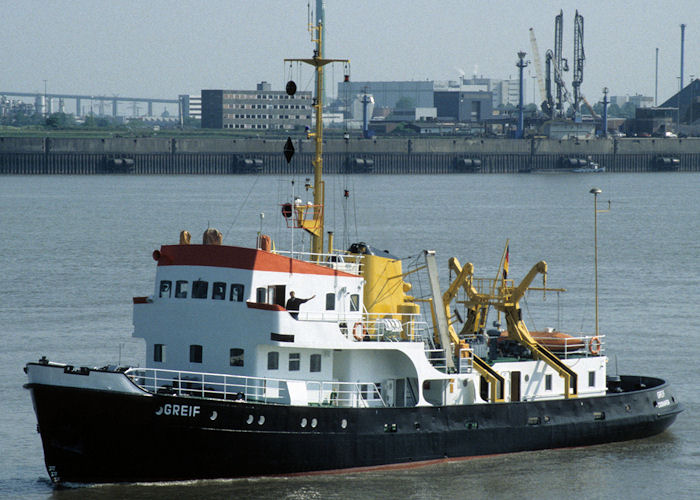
0,91,179,117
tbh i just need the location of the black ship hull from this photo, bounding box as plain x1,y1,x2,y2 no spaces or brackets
26,375,681,484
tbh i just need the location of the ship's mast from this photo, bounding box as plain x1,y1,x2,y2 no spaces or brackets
285,22,349,257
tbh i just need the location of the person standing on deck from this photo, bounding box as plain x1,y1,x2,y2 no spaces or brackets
285,291,315,319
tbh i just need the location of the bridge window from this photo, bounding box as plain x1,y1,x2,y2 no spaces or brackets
192,280,208,299
189,345,203,363
310,354,321,373
230,348,244,367
267,351,279,370
230,284,245,302
175,280,188,298
545,374,552,391
159,281,172,298
154,344,165,363
289,353,300,371
588,371,596,387
325,293,335,311
350,294,360,312
212,282,226,300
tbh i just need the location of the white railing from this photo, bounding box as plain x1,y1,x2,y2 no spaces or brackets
273,250,362,275
458,347,475,374
424,348,448,372
458,333,605,364
125,367,386,408
332,315,430,343
305,380,386,408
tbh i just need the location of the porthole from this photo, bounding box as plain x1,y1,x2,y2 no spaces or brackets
258,415,265,425
246,414,254,424
301,418,308,428
524,374,530,382
311,418,318,428
341,419,347,429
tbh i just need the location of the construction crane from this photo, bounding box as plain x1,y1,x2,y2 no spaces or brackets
529,28,548,110
572,10,585,111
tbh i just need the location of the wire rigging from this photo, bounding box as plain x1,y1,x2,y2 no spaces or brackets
223,175,262,243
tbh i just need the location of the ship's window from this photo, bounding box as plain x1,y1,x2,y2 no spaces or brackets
545,374,552,391
212,282,226,300
159,281,172,298
230,284,245,302
192,280,208,299
588,371,596,387
230,348,244,367
350,294,360,312
175,280,188,298
310,354,321,372
154,344,165,363
267,351,279,370
325,293,335,311
256,287,267,303
360,384,368,400
190,344,203,363
375,382,382,399
270,285,286,307
289,353,300,371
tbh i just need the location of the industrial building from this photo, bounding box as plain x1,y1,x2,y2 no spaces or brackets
433,89,492,122
459,77,523,109
336,81,435,109
201,82,312,130
179,94,202,121
611,94,654,109
661,78,700,125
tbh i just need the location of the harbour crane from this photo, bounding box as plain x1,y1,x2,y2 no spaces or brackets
553,10,569,115
572,11,585,111
529,28,548,111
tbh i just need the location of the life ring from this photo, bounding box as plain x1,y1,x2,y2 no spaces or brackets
352,322,366,341
589,336,601,355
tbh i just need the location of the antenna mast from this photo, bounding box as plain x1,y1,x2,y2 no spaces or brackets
285,22,349,258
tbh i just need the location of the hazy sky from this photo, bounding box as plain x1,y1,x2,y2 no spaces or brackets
2,1,698,105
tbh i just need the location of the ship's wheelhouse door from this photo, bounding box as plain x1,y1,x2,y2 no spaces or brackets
510,371,521,402
268,285,286,307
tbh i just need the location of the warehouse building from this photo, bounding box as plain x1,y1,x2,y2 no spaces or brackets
201,82,312,130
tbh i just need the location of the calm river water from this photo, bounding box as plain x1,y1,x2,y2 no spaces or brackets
1,172,698,499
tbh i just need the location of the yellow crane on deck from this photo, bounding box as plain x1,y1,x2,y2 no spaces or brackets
441,257,579,400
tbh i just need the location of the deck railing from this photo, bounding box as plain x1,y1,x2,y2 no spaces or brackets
273,249,362,275
125,367,386,408
459,333,605,365
297,311,430,344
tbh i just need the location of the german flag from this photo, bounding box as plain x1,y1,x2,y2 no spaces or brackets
503,245,509,280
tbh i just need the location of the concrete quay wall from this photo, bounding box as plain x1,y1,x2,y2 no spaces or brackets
1,136,699,174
